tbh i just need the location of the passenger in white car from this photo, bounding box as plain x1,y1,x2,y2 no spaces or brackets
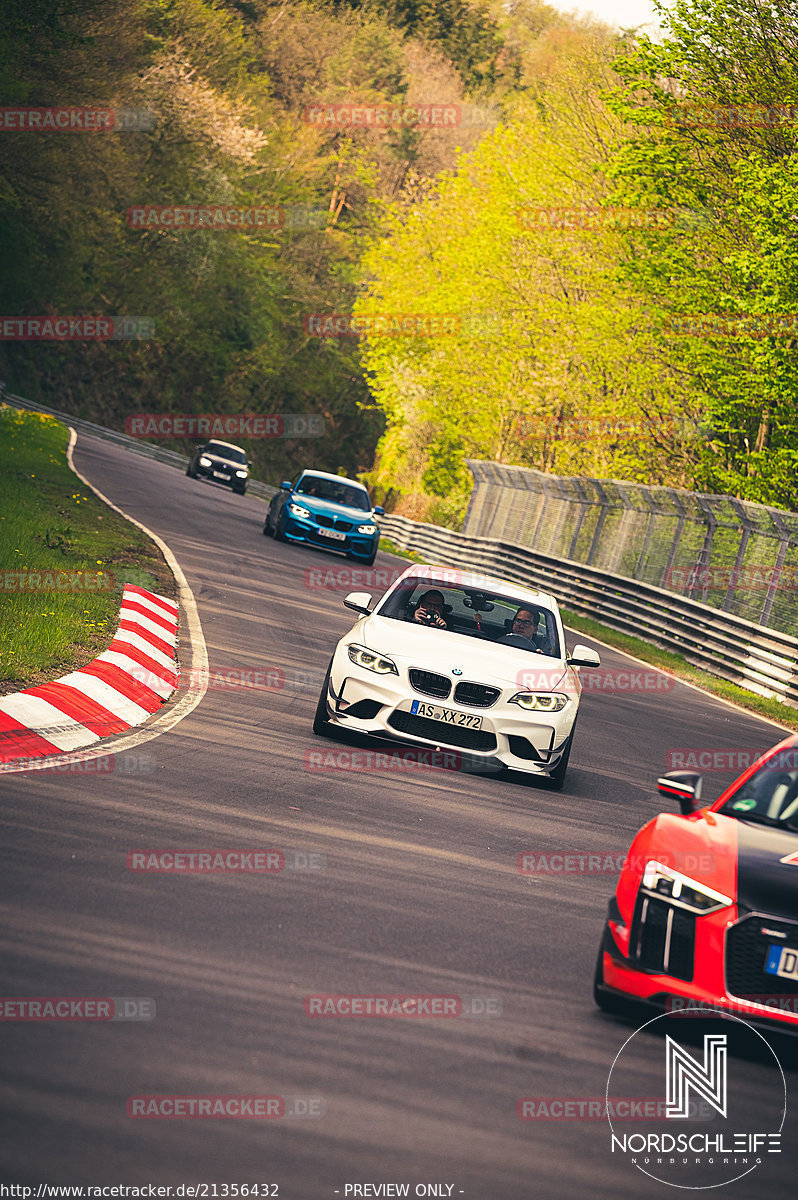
412,590,449,629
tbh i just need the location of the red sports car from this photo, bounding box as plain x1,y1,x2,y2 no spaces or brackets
595,732,798,1032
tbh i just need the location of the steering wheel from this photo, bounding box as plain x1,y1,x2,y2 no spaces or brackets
500,633,543,652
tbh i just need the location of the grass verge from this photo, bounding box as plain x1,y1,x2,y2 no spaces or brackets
0,404,176,693
561,607,797,732
378,538,425,563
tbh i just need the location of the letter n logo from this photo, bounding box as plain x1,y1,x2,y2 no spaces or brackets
665,1034,727,1118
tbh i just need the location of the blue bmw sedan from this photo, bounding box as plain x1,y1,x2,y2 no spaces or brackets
263,470,384,565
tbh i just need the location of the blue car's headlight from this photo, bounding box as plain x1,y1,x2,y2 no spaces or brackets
290,503,311,520
235,469,248,478
357,523,378,535
348,644,398,675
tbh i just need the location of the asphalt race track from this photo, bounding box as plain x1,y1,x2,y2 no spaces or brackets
1,433,796,1198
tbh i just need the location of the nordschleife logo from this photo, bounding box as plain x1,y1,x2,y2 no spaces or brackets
606,1010,785,1189
666,1034,727,1119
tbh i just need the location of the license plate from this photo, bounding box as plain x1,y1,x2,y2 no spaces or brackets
316,527,346,541
410,700,482,729
212,470,229,479
765,945,798,981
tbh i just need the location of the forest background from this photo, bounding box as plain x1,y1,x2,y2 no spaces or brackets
2,0,797,525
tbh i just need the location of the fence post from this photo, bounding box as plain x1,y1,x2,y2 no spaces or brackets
759,507,792,629
634,489,658,580
722,499,752,613
662,489,687,588
690,496,717,603
586,480,611,566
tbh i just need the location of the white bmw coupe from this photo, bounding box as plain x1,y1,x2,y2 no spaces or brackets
312,565,600,788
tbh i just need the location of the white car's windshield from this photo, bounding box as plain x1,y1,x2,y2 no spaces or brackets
377,577,560,656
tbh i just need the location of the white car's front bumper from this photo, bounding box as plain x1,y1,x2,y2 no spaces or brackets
324,645,578,778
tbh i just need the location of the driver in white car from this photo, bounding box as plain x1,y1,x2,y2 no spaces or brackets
498,607,547,653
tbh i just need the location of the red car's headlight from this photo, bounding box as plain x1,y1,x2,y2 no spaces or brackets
641,860,733,914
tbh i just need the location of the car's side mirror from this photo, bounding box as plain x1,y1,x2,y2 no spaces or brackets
280,480,292,490
567,645,600,668
373,505,385,516
657,771,703,815
343,591,373,615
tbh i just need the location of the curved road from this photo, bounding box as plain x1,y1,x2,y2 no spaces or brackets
0,433,795,1198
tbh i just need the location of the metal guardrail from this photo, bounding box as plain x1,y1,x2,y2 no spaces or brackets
2,390,279,501
378,513,798,710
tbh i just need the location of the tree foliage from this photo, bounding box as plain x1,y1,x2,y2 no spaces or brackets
358,0,798,517
3,0,797,509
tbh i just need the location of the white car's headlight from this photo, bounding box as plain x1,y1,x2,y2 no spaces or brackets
290,503,311,519
199,456,211,467
357,523,378,535
348,644,398,675
641,860,733,914
235,469,248,478
509,692,568,712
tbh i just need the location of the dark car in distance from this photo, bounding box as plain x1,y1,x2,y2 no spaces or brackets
186,440,249,494
263,470,384,565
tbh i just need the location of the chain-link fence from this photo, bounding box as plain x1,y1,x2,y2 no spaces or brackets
464,461,798,636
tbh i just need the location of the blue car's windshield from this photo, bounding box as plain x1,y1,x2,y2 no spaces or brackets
296,474,371,510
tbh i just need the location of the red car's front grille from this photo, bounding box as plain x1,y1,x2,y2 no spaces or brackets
630,894,695,982
725,913,798,1008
